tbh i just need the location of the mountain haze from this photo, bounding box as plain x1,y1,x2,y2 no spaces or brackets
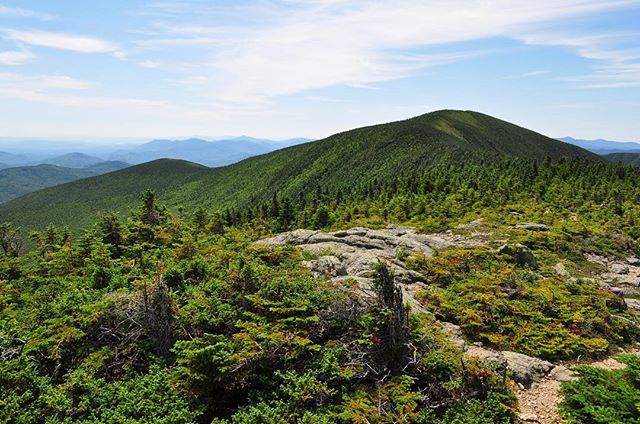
0,110,599,232
559,136,640,154
35,152,106,168
108,136,311,166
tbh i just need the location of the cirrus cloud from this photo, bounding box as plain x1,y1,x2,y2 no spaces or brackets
1,28,120,54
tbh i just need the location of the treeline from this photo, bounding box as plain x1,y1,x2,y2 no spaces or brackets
217,158,640,240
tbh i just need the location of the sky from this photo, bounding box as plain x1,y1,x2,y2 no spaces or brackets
0,0,639,143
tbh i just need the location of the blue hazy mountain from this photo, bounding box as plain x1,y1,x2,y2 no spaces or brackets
108,137,311,166
33,152,106,168
559,137,640,154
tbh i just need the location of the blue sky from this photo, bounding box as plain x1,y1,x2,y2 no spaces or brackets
0,0,639,142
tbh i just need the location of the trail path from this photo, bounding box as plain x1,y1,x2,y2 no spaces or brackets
258,225,640,424
515,347,638,423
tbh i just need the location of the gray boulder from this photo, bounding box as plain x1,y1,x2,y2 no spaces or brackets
611,263,630,275
627,257,640,266
501,351,554,386
513,223,549,231
554,263,571,279
625,298,640,312
549,365,577,382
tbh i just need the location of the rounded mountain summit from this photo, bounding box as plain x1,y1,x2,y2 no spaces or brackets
0,110,599,232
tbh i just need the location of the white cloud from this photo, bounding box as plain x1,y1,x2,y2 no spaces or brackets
1,29,119,54
0,72,169,111
0,5,55,20
139,60,161,68
136,0,639,103
0,72,93,90
305,95,345,103
0,86,168,108
519,32,640,88
0,48,34,65
509,70,550,78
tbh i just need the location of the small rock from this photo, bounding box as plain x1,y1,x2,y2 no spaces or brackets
501,351,554,387
554,263,571,278
394,269,428,284
549,365,576,382
625,298,640,312
457,219,484,229
513,223,549,231
627,257,640,266
518,413,540,422
611,263,630,275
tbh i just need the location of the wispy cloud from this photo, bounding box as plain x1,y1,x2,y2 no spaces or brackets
139,60,160,68
0,72,167,108
0,47,34,65
519,32,640,88
305,95,345,103
0,72,93,90
508,70,550,78
1,29,120,54
0,5,55,20
133,0,639,103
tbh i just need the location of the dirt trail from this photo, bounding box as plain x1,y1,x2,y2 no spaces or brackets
515,347,639,424
258,226,640,424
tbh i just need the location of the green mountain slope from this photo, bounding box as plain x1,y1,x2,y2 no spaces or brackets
0,110,598,232
603,152,640,166
0,161,130,204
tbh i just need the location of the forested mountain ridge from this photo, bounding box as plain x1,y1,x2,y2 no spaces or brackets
0,161,131,204
0,110,598,233
604,152,640,166
1,110,639,423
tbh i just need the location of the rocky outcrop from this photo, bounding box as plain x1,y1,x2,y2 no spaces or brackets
611,263,630,275
585,252,640,314
258,225,634,402
258,226,450,289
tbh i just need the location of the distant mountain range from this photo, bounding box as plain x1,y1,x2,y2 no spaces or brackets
0,110,599,232
558,137,640,154
107,136,311,166
0,161,130,204
36,153,106,168
0,137,312,204
0,136,312,169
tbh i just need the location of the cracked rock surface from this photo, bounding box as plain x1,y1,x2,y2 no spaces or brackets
258,226,450,287
258,226,571,386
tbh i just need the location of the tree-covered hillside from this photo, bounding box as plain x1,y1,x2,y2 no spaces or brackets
0,107,639,422
1,154,639,423
0,161,130,204
604,152,640,167
0,110,598,233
